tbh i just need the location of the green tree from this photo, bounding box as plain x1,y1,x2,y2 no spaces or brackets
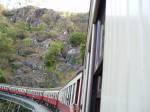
44,41,64,71
70,32,86,60
69,32,86,47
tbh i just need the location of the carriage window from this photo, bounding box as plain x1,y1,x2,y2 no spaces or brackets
71,83,75,103
95,21,101,68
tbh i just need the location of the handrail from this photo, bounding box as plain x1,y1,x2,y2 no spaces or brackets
0,92,50,112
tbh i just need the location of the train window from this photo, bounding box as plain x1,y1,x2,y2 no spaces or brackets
71,83,75,103
95,21,100,67
95,20,101,69
97,76,101,98
75,79,80,104
99,24,104,58
69,86,72,105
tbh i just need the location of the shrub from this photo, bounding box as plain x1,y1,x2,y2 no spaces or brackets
0,69,6,83
23,37,32,47
0,32,14,59
0,22,8,33
48,31,58,38
2,10,14,17
7,27,17,40
69,32,86,47
44,41,64,71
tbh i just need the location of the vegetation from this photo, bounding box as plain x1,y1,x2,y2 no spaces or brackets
69,32,86,60
0,4,88,87
0,69,6,83
44,41,64,71
23,37,32,47
69,32,86,47
80,43,86,59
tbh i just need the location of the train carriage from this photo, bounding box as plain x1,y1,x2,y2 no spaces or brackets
43,89,59,106
58,71,82,112
0,84,10,92
26,89,44,100
9,86,27,96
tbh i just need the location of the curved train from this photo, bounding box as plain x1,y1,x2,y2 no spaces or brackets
0,71,82,112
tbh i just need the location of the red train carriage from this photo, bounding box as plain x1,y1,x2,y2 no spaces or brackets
0,84,10,92
26,89,44,101
43,90,59,106
57,71,82,112
9,86,27,96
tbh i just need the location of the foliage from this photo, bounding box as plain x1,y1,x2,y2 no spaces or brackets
0,32,14,59
70,13,88,32
0,69,6,83
2,10,14,17
70,32,86,60
0,22,17,40
23,37,32,47
44,41,64,71
69,32,86,47
30,23,47,32
47,31,58,38
80,43,86,60
0,22,8,33
6,27,17,40
14,21,27,30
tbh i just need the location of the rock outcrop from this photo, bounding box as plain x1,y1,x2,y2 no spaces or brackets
2,6,88,87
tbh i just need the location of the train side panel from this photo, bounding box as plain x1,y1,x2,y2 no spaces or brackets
101,0,150,112
43,91,59,106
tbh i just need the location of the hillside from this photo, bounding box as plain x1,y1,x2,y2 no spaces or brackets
0,5,88,88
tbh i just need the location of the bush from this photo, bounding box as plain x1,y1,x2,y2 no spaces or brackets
7,27,17,40
48,31,58,38
69,32,86,60
44,41,64,70
2,10,14,17
0,22,8,33
0,69,6,83
0,32,14,59
69,32,86,47
23,37,32,47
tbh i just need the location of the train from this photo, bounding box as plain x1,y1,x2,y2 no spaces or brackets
0,71,82,112
80,0,150,112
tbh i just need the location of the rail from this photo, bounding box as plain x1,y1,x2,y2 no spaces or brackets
0,92,51,112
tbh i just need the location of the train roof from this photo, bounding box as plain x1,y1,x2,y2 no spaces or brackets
0,83,61,91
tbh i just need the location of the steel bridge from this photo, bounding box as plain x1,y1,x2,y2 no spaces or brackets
0,92,51,112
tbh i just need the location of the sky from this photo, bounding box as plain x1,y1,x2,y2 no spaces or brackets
0,0,91,12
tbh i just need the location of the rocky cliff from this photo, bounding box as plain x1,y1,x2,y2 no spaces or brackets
0,6,88,88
